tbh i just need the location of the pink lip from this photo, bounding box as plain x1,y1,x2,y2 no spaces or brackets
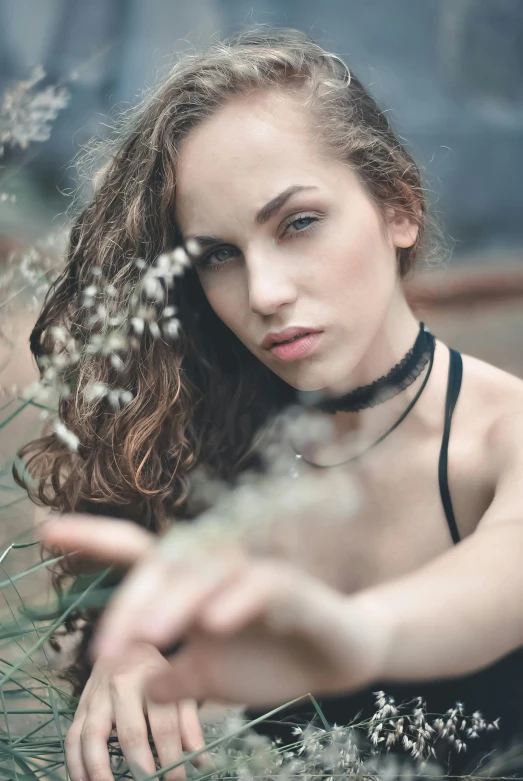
262,327,323,349
270,331,324,362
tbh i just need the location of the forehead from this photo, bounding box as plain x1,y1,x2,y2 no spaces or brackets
174,90,327,230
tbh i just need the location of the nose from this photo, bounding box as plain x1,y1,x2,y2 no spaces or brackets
246,248,298,317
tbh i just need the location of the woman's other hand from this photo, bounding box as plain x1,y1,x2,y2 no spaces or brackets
44,516,390,709
65,642,207,781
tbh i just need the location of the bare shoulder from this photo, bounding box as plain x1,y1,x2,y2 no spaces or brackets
460,351,523,475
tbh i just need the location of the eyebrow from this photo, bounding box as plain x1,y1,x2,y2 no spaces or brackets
184,184,319,248
254,184,318,226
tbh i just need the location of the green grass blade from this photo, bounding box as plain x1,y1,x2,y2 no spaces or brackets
0,401,32,431
0,568,111,691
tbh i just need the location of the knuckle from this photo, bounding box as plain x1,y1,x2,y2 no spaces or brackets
152,718,179,738
117,724,148,747
80,722,105,742
109,672,133,696
64,727,80,747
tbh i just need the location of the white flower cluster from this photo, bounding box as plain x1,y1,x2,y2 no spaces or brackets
203,690,501,781
201,699,442,781
53,420,79,452
84,381,133,409
0,231,65,322
139,248,190,300
0,66,69,155
367,691,500,766
21,326,81,414
17,245,190,453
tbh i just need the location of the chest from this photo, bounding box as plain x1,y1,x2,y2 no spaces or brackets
273,429,495,595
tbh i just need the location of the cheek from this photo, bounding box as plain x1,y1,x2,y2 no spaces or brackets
344,203,393,270
316,214,396,316
200,275,249,336
318,222,379,287
201,280,229,321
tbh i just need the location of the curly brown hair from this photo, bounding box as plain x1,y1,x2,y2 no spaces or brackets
14,26,431,693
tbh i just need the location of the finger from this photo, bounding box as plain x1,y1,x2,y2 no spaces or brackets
42,517,153,564
147,649,211,704
146,699,186,781
93,553,244,661
198,571,273,633
64,716,89,781
178,699,212,768
112,685,156,779
198,562,307,634
80,708,114,781
129,558,243,646
91,555,172,660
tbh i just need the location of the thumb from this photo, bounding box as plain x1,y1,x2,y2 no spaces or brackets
42,517,153,564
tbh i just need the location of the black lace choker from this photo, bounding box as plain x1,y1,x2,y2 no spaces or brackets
308,322,434,415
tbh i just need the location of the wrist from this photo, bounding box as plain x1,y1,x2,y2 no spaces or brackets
340,589,395,690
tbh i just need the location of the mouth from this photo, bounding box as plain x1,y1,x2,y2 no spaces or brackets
262,327,323,349
277,332,312,345
267,331,324,362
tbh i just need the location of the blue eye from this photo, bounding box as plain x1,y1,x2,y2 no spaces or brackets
291,216,315,231
212,247,234,263
198,245,237,271
282,214,319,237
196,214,319,272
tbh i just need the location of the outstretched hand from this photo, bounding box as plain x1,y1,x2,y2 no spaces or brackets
43,515,389,707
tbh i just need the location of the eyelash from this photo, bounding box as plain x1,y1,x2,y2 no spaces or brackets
195,213,320,272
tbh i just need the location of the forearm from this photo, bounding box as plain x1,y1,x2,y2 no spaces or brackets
347,523,523,683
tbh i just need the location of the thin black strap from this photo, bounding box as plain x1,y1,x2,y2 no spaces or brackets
438,348,463,545
296,332,436,468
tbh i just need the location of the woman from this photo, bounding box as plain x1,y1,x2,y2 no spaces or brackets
19,27,523,781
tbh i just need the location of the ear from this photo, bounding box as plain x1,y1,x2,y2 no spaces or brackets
385,206,419,249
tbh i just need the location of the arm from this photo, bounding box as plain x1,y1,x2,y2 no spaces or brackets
42,414,523,707
352,414,523,682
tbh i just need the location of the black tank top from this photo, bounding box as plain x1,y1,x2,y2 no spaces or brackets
247,348,523,777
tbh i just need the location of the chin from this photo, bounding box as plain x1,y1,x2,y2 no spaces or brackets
279,367,339,394
284,354,363,396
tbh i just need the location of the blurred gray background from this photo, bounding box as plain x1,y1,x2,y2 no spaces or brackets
1,0,523,262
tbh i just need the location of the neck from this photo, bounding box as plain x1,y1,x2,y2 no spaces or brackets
312,292,425,442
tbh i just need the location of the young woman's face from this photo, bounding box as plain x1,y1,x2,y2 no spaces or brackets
175,90,417,392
